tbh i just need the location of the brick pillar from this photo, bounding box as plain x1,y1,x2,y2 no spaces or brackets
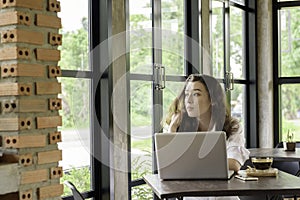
0,0,63,199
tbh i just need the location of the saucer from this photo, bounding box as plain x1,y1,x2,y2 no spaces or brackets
244,167,278,177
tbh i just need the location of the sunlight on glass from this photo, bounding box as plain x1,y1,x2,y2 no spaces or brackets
230,0,245,5
211,0,224,78
230,84,246,135
279,7,300,77
58,77,91,196
162,0,185,75
280,84,300,141
130,80,152,180
230,7,245,79
58,0,89,71
129,0,152,74
57,0,90,195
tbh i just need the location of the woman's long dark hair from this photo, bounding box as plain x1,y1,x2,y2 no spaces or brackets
165,74,240,138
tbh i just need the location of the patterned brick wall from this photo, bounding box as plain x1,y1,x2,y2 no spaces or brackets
0,0,63,199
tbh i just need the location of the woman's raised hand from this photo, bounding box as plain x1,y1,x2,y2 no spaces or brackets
168,112,182,132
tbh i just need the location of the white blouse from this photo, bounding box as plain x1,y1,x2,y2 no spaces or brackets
226,126,250,166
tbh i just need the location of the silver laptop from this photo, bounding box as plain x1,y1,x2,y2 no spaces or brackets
154,131,234,180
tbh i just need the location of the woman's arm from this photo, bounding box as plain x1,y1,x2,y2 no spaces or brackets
227,126,250,170
228,158,241,172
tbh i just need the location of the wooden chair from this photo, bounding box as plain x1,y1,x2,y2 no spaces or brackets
64,181,85,200
272,142,300,200
273,141,300,176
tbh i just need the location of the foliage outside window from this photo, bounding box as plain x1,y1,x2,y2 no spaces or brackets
129,0,186,184
58,10,91,197
211,1,225,79
211,1,246,125
129,1,251,199
129,0,185,198
279,7,300,141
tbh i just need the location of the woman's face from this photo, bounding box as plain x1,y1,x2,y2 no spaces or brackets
184,81,211,118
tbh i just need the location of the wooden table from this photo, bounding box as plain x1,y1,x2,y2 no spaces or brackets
248,148,300,161
144,171,300,199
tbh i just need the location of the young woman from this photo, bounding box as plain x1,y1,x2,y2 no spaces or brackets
164,74,250,200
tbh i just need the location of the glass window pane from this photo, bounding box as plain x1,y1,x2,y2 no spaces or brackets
230,84,246,137
230,0,245,5
211,1,225,78
280,84,300,142
58,0,89,70
230,7,245,79
162,0,185,75
129,0,152,74
58,77,91,196
279,7,300,77
130,81,152,180
162,81,185,131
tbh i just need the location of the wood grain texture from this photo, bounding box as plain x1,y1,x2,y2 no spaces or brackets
0,153,33,166
4,134,46,148
1,63,44,78
1,29,43,45
0,118,20,131
36,82,61,95
36,14,61,28
144,172,300,199
0,0,43,10
37,150,62,164
0,47,31,61
0,11,31,26
36,115,62,129
0,117,32,131
0,83,32,96
0,99,47,113
35,49,60,62
38,184,63,199
18,99,47,112
21,169,48,184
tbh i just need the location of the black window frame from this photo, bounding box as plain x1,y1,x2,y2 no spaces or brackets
272,0,300,147
210,0,257,147
63,0,258,199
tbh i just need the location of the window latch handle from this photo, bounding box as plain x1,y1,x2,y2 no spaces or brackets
154,64,165,90
225,72,234,91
